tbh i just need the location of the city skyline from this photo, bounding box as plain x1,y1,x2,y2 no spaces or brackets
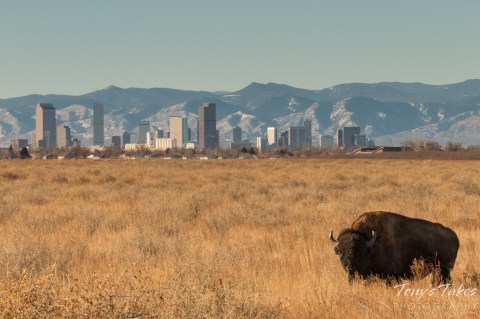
1,2,479,98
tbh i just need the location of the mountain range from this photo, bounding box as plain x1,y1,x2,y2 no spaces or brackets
1,80,480,147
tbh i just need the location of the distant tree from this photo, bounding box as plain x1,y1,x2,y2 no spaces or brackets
19,147,31,159
8,145,14,158
248,147,256,155
401,140,416,150
424,141,442,151
241,146,248,153
446,141,463,152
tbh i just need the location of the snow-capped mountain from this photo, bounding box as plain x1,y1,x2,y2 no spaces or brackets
0,80,479,147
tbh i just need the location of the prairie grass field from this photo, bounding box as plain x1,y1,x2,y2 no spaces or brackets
0,158,479,318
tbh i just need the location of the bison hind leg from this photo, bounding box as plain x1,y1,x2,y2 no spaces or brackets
431,263,453,285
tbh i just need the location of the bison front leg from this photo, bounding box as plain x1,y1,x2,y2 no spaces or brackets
439,265,452,284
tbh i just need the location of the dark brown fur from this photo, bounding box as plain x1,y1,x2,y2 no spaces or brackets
332,211,459,283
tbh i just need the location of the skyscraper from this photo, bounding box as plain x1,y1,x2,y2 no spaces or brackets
288,126,306,150
232,126,242,143
57,125,72,147
93,103,104,146
256,137,268,151
35,103,56,148
138,121,150,143
122,131,131,148
342,127,361,147
320,134,334,147
304,119,312,147
337,129,343,147
169,116,189,148
198,103,217,149
111,136,121,147
279,131,288,147
267,127,277,146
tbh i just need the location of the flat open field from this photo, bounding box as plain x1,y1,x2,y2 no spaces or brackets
0,159,479,318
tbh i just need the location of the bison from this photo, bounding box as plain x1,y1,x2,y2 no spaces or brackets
330,211,459,284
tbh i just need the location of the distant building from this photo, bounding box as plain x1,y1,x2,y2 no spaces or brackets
354,134,367,147
146,132,152,148
170,116,188,148
122,131,131,148
124,143,150,151
342,127,361,147
233,126,242,143
267,127,277,146
337,129,343,147
304,119,312,147
278,131,288,147
256,137,268,151
198,103,217,149
35,103,56,148
57,125,72,147
111,136,121,147
154,130,164,139
155,138,177,150
72,138,81,146
10,139,28,148
138,120,150,143
93,103,104,146
185,142,196,149
288,126,306,150
320,134,334,147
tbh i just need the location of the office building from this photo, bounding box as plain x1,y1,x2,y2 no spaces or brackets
57,125,72,147
122,131,131,148
198,103,217,149
267,127,277,146
154,129,164,139
342,127,361,147
138,120,150,143
337,129,343,147
233,126,242,143
304,119,312,147
124,143,150,151
111,136,121,147
355,134,367,147
35,103,56,148
93,103,104,146
170,116,188,148
288,126,306,150
185,142,196,149
256,137,268,151
155,138,177,150
278,131,288,147
320,134,334,147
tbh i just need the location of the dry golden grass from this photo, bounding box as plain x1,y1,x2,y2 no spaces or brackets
0,158,479,318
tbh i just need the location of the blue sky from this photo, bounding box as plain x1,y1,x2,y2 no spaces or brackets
1,1,479,98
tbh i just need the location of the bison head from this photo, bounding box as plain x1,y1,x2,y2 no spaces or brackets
330,229,376,281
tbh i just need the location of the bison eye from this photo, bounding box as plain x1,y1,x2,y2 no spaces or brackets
334,248,341,256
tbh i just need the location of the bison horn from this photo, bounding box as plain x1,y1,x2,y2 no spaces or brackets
329,231,338,244
366,230,376,247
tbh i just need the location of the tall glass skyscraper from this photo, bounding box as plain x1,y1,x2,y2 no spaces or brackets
35,103,56,148
93,103,104,146
138,120,150,144
198,103,217,149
